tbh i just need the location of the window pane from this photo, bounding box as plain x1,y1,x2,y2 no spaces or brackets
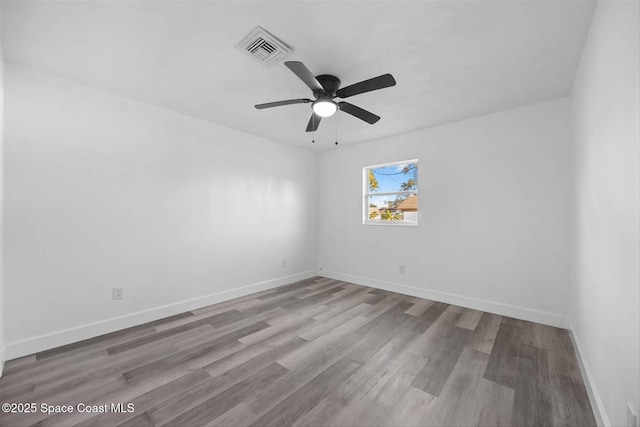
367,162,417,193
365,160,418,225
367,193,418,222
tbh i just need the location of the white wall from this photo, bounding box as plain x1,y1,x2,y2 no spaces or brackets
570,1,640,426
318,98,573,327
3,64,317,358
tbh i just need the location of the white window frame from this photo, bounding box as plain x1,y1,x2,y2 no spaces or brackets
363,159,418,226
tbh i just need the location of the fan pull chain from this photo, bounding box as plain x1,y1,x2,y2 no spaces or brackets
312,115,315,144
335,112,339,146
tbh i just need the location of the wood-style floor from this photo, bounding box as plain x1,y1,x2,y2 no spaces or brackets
0,277,595,427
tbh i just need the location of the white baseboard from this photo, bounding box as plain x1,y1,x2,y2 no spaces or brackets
318,270,568,329
568,323,610,427
4,270,317,360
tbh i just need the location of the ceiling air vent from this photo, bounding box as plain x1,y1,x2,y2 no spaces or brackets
235,26,292,66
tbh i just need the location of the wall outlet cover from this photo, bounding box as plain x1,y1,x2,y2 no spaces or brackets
112,287,124,300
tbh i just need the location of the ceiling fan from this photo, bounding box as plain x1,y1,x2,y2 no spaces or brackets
255,61,396,132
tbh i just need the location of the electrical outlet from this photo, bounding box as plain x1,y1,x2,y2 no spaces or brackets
628,402,637,427
281,259,287,268
112,287,124,300
399,265,406,274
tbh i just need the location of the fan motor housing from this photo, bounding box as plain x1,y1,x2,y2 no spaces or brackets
315,75,341,96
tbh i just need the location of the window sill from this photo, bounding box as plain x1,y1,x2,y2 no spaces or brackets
363,221,418,227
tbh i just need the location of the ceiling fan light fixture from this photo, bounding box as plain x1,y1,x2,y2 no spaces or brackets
255,61,395,133
312,100,338,117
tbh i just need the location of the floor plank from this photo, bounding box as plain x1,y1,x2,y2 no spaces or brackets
426,347,514,426
455,308,483,330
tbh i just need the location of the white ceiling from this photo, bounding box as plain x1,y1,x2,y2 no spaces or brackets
1,1,595,151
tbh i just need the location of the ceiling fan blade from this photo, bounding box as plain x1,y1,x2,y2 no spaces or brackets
305,113,322,132
255,99,312,109
338,102,380,124
336,74,396,98
285,61,324,92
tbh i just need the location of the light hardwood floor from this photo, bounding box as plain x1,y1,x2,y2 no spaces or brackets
0,277,596,427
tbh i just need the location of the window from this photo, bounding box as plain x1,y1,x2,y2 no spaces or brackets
364,159,418,225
